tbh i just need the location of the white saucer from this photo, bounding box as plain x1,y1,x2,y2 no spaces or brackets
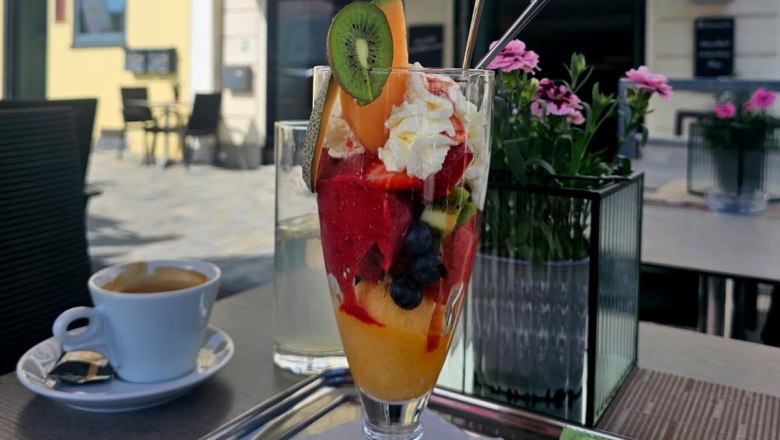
16,326,234,412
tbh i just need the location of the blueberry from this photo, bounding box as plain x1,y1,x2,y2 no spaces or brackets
390,276,423,310
403,222,432,256
410,252,443,285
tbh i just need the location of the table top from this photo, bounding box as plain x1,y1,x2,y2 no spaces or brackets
3,284,780,439
634,144,780,282
642,204,780,283
0,285,299,440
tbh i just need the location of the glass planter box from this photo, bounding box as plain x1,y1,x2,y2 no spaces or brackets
687,123,780,213
438,172,643,427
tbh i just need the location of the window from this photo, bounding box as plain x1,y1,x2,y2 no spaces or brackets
74,0,126,47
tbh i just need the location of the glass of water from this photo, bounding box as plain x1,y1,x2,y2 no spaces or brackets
273,120,346,374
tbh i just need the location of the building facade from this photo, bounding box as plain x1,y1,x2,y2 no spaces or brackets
645,0,780,135
1,0,779,163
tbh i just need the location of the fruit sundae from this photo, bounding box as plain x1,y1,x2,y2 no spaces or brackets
304,0,491,406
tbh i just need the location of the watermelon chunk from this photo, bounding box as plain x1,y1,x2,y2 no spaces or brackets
424,215,480,351
424,143,474,201
317,175,413,323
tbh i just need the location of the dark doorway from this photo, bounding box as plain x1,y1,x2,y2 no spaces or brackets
3,0,47,98
476,0,646,159
265,0,351,163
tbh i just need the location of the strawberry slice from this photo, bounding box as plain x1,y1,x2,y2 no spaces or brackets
424,143,473,201
364,159,424,190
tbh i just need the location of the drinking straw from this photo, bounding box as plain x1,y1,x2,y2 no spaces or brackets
473,0,552,70
462,0,486,70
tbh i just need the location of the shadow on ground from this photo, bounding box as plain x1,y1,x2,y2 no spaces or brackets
206,255,274,298
87,215,179,248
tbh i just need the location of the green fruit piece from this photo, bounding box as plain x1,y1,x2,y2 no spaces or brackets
456,201,477,226
434,187,476,226
429,232,442,253
421,207,458,236
327,2,393,105
446,187,471,209
303,71,339,192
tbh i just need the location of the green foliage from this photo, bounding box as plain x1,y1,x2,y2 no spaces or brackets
483,54,640,263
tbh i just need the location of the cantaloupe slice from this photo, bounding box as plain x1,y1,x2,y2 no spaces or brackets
340,0,409,154
303,72,340,192
373,0,409,67
355,278,436,334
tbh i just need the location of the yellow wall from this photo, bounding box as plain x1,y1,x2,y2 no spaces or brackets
47,0,191,157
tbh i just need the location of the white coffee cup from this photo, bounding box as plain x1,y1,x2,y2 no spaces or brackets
52,259,221,383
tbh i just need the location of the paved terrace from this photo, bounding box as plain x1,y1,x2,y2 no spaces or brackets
86,150,276,298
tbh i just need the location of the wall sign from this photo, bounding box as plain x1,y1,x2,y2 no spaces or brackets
694,17,734,77
125,50,146,74
125,48,177,75
146,49,177,74
408,26,443,68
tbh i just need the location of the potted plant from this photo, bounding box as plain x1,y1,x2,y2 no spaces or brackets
691,89,778,213
468,40,671,425
172,81,181,102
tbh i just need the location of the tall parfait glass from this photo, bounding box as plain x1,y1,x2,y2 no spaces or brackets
310,65,493,439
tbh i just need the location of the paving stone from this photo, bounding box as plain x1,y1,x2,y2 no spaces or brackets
86,151,277,298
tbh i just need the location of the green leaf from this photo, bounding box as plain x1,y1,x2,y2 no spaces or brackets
620,155,633,175
525,157,556,175
503,139,527,182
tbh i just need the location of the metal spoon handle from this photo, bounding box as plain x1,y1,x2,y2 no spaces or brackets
473,0,552,70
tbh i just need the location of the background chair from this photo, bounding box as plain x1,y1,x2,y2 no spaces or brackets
120,87,157,162
148,92,222,167
0,107,92,374
0,98,98,196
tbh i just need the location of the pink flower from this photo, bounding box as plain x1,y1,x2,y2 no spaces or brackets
624,66,673,100
743,88,776,112
487,40,541,74
531,79,585,125
712,102,736,119
530,101,544,118
568,110,585,125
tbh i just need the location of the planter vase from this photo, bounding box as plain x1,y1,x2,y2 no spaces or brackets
706,147,767,214
472,256,589,400
687,123,779,214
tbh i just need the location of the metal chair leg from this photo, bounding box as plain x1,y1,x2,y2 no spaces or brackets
118,128,127,160
148,130,158,165
182,134,191,169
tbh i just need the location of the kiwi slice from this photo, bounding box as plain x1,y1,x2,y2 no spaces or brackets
327,2,393,105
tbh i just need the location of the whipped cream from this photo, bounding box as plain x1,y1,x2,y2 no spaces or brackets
459,91,489,207
379,64,458,180
326,97,365,159
378,64,490,206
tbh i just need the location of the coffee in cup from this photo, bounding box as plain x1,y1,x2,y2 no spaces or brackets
52,259,221,383
101,262,208,293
